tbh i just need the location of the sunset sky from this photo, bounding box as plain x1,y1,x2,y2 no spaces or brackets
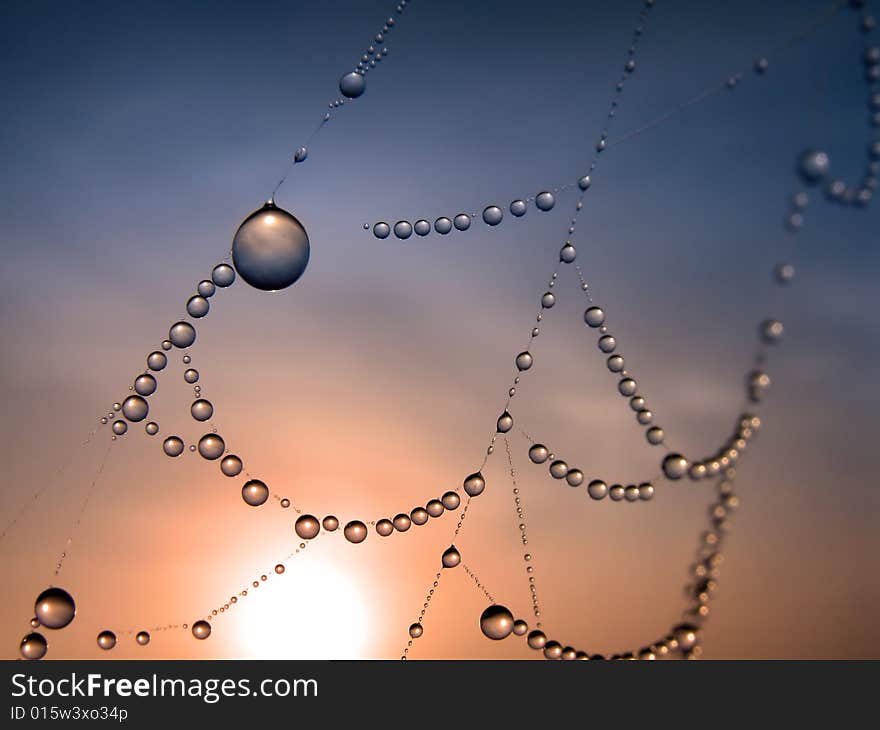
1,0,878,659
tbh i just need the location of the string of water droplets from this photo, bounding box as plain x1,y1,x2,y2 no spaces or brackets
15,0,879,661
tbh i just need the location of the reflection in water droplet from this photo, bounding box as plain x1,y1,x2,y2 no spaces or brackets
34,587,76,629
509,199,527,216
134,374,157,396
463,472,485,497
515,351,533,371
192,620,212,640
441,545,461,568
322,515,339,531
163,437,184,457
528,444,549,463
480,605,514,640
220,454,242,477
122,396,148,422
136,631,150,646
147,352,167,372
535,192,555,211
184,368,199,384
434,217,452,234
343,520,368,543
242,480,269,506
295,515,321,540
169,322,196,348
197,433,225,460
441,491,460,510
97,630,116,650
191,399,214,422
482,205,503,225
339,71,366,98
212,264,236,287
232,202,310,291
453,213,471,231
373,222,390,239
20,632,47,660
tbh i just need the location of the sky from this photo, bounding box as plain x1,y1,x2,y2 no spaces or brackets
0,0,878,660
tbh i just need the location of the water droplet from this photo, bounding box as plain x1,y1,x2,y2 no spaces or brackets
463,472,485,497
541,292,556,308
376,519,394,536
186,295,210,319
584,306,605,327
122,395,149,422
241,479,269,507
274,564,285,574
559,243,576,263
147,351,167,372
578,175,591,190
197,433,225,460
184,368,199,384
134,374,157,397
662,453,689,480
322,515,339,531
798,149,830,184
393,513,412,531
639,483,654,501
393,220,413,239
618,377,637,396
295,515,321,540
549,460,568,479
515,351,533,371
343,520,368,543
135,631,150,646
609,484,624,501
535,192,555,211
441,545,461,568
294,146,308,163
598,334,617,353
759,319,784,344
169,321,196,349
34,587,76,629
528,444,549,464
527,630,547,649
212,264,236,287
97,630,116,650
339,71,366,98
161,341,172,351
112,420,128,435
587,479,607,500
233,202,310,291
373,222,391,239
410,507,429,525
220,454,242,477
191,399,214,422
482,205,503,226
433,217,452,234
565,468,584,487
480,605,514,640
20,632,47,660
509,199,527,217
145,422,159,436
453,213,471,231
192,620,211,640
440,491,460,510
409,623,423,638
163,436,184,457
496,411,513,433
414,219,431,236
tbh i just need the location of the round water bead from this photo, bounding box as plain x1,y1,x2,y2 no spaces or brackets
587,479,607,500
609,484,624,501
513,620,528,636
598,335,617,353
134,374,157,396
242,479,269,506
373,222,391,239
584,306,605,327
759,319,784,344
393,513,412,532
409,623,423,639
294,146,308,163
549,460,568,478
192,620,212,640
509,199,527,217
528,444,549,464
220,454,242,477
515,351,533,371
798,149,831,184
186,295,210,318
232,202,310,291
441,491,460,510
147,351,167,371
136,631,150,646
410,507,429,525
191,399,214,422
112,420,128,435
322,515,339,531
662,453,689,480
295,515,321,540
184,368,199,384
482,205,503,225
161,341,172,351
618,378,637,396
97,630,116,650
434,217,452,234
426,499,444,517
565,468,584,487
535,191,555,211
343,520,368,544
20,632,47,660
453,213,471,231
163,436,184,457
639,483,654,501
145,422,159,435
197,280,215,298
169,321,196,348
607,354,624,372
122,395,149,422
560,243,576,263
527,630,547,649
479,605,514,640
646,426,664,445
624,484,640,502
197,433,225,460
35,587,76,629
496,410,513,433
673,623,700,651
393,220,413,239
463,472,485,497
578,175,591,190
414,219,431,236
543,641,563,660
339,71,366,98
441,545,461,568
541,292,556,308
212,263,236,287
376,519,394,537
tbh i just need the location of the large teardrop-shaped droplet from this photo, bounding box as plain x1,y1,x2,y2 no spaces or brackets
232,202,310,291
